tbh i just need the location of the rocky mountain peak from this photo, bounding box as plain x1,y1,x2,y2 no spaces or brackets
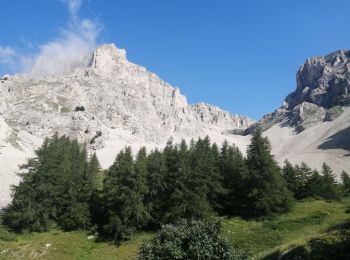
247,50,350,133
286,49,350,109
0,42,255,207
89,43,127,72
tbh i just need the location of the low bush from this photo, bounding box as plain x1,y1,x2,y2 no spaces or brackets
137,219,250,260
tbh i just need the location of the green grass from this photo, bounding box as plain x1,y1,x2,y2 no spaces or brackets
222,199,350,258
0,229,152,260
0,199,349,259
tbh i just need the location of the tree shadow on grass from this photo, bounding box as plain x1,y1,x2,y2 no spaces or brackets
318,126,350,156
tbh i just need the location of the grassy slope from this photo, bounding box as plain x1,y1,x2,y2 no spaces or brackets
0,199,349,259
222,199,350,259
0,229,151,260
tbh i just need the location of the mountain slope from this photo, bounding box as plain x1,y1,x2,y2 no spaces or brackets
0,43,253,208
255,50,350,175
264,107,350,174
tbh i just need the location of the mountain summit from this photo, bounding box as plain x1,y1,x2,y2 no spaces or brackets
0,43,254,207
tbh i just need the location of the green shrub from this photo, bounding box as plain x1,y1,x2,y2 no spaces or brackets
60,107,70,113
75,106,85,112
325,106,344,121
137,219,250,260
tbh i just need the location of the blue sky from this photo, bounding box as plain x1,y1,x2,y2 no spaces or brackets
1,0,350,119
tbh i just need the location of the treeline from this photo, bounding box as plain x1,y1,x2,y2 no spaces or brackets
2,130,349,244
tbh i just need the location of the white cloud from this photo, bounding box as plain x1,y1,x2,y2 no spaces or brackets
65,0,82,16
0,0,101,77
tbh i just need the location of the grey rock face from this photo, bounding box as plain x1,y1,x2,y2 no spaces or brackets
0,43,253,156
247,50,350,133
289,102,326,132
287,50,350,109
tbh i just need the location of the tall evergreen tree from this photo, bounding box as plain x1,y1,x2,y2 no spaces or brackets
219,141,248,215
305,169,323,198
144,149,167,228
2,135,98,232
245,129,294,216
103,147,150,242
341,171,350,197
319,163,339,200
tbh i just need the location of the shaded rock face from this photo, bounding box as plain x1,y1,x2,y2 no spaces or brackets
0,43,254,155
287,50,350,109
289,102,326,132
247,50,350,133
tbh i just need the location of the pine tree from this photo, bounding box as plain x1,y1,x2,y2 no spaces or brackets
103,147,150,242
282,160,305,200
219,142,248,215
341,171,350,197
294,162,314,199
2,135,97,232
2,159,52,232
165,139,203,221
245,129,294,216
163,138,218,221
144,149,167,228
319,163,339,200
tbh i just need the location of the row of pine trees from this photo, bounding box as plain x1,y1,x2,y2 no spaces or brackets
1,130,349,243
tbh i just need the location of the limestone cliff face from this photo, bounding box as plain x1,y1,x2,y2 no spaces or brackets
287,50,350,108
247,50,350,133
0,43,254,207
0,44,253,149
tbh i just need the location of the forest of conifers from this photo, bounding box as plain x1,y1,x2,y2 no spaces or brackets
1,130,349,259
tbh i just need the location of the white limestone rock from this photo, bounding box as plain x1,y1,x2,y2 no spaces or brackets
0,43,254,208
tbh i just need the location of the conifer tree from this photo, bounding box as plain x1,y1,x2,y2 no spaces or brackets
341,171,350,197
293,162,314,199
2,135,98,232
305,170,323,198
219,142,248,215
245,129,294,216
144,149,167,228
282,160,305,199
319,163,339,200
165,139,204,221
103,147,149,242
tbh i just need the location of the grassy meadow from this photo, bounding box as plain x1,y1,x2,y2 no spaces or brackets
0,199,349,259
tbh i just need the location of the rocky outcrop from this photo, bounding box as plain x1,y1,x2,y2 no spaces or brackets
247,50,350,133
289,102,326,132
286,50,350,109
